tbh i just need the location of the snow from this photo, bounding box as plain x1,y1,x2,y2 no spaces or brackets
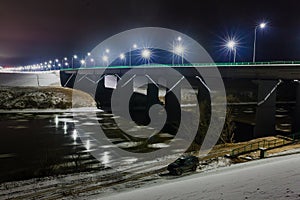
91,153,300,200
1,146,300,199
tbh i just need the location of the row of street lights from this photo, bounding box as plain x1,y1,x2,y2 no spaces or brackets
226,22,267,63
17,23,268,71
62,21,268,68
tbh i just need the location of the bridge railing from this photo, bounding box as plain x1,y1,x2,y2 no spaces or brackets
59,61,300,71
230,132,300,157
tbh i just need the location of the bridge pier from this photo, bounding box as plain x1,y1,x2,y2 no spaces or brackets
95,76,114,110
147,81,160,107
293,83,300,133
165,80,181,125
114,76,134,114
254,80,277,138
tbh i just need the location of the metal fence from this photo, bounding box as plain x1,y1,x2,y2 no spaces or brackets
230,132,300,157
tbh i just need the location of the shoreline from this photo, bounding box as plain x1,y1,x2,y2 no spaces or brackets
0,86,96,110
0,107,103,114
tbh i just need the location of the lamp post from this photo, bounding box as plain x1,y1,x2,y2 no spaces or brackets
141,49,151,65
90,58,95,67
80,59,85,67
62,57,67,68
102,55,109,67
172,36,183,65
226,40,237,63
173,44,185,65
72,55,77,68
253,22,267,62
130,44,138,66
120,53,126,65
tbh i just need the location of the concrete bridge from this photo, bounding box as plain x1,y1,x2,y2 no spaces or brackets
60,61,300,138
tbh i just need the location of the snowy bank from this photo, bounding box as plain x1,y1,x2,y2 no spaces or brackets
93,153,300,200
0,86,96,110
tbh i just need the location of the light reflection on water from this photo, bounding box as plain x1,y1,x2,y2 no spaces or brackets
0,103,294,182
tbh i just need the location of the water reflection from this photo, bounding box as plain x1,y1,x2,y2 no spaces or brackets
101,151,111,167
63,122,67,134
0,103,295,183
85,139,91,151
72,129,78,142
54,115,59,128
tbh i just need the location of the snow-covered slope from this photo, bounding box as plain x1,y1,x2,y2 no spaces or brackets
94,153,300,200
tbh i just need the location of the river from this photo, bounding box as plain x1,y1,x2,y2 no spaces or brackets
0,102,294,183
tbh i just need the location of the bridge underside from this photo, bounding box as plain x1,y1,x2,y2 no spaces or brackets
60,65,300,140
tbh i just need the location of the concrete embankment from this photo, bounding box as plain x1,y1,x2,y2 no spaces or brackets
0,71,61,87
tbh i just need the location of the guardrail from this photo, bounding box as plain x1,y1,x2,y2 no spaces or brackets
230,132,300,157
59,61,300,71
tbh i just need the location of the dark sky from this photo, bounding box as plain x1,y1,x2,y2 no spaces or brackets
1,0,300,66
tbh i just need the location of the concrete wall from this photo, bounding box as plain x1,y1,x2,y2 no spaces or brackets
0,71,61,87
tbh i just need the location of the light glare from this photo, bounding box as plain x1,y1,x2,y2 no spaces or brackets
120,53,125,60
102,55,109,62
174,45,184,55
226,40,236,49
260,23,266,29
141,49,151,59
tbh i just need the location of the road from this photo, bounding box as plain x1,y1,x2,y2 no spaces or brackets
93,153,300,200
0,71,60,86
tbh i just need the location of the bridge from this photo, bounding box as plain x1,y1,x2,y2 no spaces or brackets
59,61,300,139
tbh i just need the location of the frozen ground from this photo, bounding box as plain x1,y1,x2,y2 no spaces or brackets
1,149,299,199
90,153,300,200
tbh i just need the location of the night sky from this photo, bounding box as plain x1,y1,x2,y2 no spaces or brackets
1,0,300,66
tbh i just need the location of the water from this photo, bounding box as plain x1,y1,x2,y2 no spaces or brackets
0,109,176,183
0,103,294,183
0,111,108,182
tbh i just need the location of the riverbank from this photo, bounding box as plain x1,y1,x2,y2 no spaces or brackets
0,86,96,110
1,135,299,199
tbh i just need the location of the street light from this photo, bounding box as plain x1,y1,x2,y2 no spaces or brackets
64,62,69,68
253,22,267,62
90,58,95,67
120,53,125,60
226,40,237,63
172,36,184,65
173,44,185,65
80,59,85,66
130,44,138,66
72,55,78,68
141,49,151,65
120,53,126,65
102,55,109,66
